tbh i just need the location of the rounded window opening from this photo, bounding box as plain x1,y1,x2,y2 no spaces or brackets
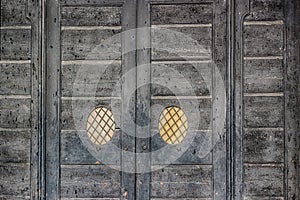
159,106,188,145
86,106,116,145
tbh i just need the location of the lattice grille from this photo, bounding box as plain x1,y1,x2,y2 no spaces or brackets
86,106,115,145
159,106,188,144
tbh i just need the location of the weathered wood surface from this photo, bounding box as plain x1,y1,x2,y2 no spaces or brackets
151,27,212,61
60,165,120,198
0,163,30,197
61,99,121,130
0,29,31,60
61,29,121,60
244,165,283,197
61,130,121,165
244,96,284,128
244,25,284,57
151,130,212,164
244,59,283,93
151,4,213,24
62,61,121,97
0,98,31,128
0,63,31,95
0,0,30,26
61,6,121,26
245,0,284,21
244,129,284,163
151,62,211,96
0,130,30,163
150,98,212,130
151,165,212,198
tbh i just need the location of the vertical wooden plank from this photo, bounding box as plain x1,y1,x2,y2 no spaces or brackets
233,0,250,200
212,1,229,199
121,0,137,199
136,0,151,199
44,0,61,199
27,0,43,199
284,0,300,199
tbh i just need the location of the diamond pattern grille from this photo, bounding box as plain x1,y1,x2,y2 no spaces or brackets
86,107,115,145
159,106,188,145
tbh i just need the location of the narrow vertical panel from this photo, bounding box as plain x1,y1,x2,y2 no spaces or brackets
212,1,228,199
284,0,300,199
121,0,137,199
233,0,250,200
136,0,151,199
44,0,61,199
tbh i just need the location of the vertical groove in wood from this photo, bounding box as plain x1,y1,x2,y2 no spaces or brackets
44,0,61,199
136,0,151,199
234,0,250,200
121,0,137,199
284,0,300,199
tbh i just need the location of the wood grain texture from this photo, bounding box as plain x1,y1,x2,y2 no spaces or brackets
151,62,211,96
244,59,283,93
61,99,121,130
0,130,30,163
244,165,283,197
0,29,31,60
244,96,284,128
244,129,284,163
0,98,31,128
0,0,30,26
151,27,212,61
244,25,284,57
151,165,212,198
61,6,121,26
61,29,121,60
245,0,284,21
0,164,30,197
0,63,31,95
151,4,213,25
62,61,121,97
60,165,120,198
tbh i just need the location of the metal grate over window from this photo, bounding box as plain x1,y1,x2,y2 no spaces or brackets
159,106,188,145
86,106,115,145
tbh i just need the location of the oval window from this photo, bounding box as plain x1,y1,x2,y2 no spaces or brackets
159,106,188,145
86,106,115,145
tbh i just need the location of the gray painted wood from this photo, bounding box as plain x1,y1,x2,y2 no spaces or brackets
0,163,30,197
151,62,211,96
151,4,213,25
0,98,31,128
61,28,121,60
151,165,212,198
61,130,121,165
0,63,31,95
151,26,212,61
0,130,31,163
60,165,120,198
244,165,283,197
0,0,30,26
44,0,61,199
61,99,121,130
244,24,284,57
60,0,125,6
121,1,137,199
244,129,284,163
284,0,300,199
61,6,121,26
136,0,151,199
61,61,121,97
244,59,283,93
245,0,284,21
0,29,31,60
244,96,284,128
